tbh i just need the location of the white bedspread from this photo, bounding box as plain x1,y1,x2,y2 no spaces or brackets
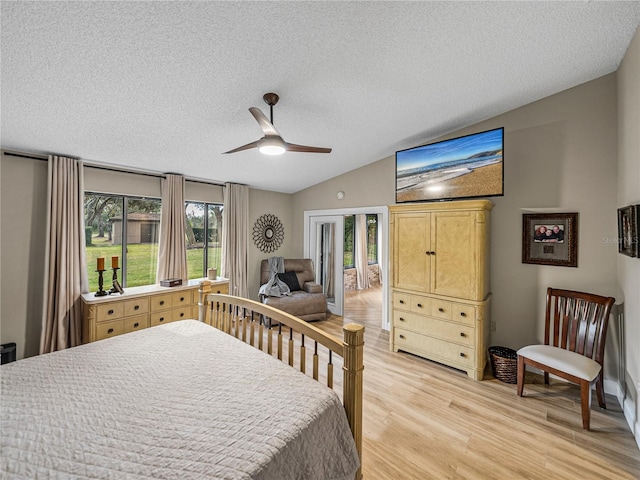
1,320,359,479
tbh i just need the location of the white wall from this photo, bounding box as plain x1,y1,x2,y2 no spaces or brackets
617,26,640,443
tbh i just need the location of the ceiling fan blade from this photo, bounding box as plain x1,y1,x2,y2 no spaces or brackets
286,143,332,154
249,107,280,136
222,140,260,154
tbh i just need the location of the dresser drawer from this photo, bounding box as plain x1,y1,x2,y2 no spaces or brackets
123,315,149,333
393,292,411,310
150,311,172,326
96,319,123,340
211,283,229,295
171,291,192,307
150,294,173,311
96,303,124,322
123,298,149,317
171,306,191,322
394,328,475,368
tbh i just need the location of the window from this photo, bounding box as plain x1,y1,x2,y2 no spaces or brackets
366,214,378,264
185,202,223,279
84,193,161,291
343,214,378,269
344,215,355,268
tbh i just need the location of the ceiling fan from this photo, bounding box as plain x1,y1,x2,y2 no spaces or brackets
223,93,332,155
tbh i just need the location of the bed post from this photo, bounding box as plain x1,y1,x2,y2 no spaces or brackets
198,280,212,323
343,323,364,480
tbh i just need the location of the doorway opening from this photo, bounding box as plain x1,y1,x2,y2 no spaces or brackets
304,206,389,331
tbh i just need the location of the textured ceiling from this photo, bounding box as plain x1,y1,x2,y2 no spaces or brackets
2,1,639,193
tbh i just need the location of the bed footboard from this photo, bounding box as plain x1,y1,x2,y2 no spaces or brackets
199,281,364,480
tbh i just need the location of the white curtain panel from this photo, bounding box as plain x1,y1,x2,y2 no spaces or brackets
40,156,88,354
355,214,371,290
221,183,249,298
156,174,188,283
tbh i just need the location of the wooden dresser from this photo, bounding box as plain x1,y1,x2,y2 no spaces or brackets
81,278,229,343
389,200,492,380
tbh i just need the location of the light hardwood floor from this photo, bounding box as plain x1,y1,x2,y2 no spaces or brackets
319,286,640,480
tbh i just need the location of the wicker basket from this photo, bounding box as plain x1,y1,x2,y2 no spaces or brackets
488,346,518,384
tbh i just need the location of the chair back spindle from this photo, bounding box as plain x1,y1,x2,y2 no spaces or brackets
544,288,613,368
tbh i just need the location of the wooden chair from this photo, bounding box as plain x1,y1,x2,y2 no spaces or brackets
516,288,615,430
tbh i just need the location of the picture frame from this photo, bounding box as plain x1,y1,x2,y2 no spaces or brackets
522,212,578,267
617,205,639,257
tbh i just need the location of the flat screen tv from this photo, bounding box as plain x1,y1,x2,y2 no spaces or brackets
395,127,504,203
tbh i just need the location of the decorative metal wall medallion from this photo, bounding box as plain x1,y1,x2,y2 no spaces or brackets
252,214,284,253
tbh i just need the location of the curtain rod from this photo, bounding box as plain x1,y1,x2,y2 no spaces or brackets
3,151,48,161
3,151,224,187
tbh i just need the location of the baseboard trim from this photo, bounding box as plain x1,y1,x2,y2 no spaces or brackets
604,378,638,449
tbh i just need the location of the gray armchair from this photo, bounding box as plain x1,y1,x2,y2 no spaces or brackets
259,258,327,322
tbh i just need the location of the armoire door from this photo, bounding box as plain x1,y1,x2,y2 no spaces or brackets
430,211,476,299
393,212,431,292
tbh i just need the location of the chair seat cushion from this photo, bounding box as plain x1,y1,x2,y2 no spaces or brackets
517,345,601,381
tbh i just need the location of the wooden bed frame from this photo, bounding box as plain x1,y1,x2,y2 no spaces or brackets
198,280,364,480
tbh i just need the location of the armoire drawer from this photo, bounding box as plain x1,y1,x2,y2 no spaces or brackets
393,311,474,346
151,294,173,311
393,292,411,310
394,328,476,368
150,311,172,326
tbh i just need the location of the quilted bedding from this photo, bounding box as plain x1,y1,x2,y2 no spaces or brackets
1,320,359,479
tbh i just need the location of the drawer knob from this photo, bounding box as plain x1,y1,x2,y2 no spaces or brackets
134,305,140,310
108,309,114,315
460,312,466,317
399,300,405,304
460,332,466,337
438,307,444,313
399,334,405,339
417,303,423,308
134,322,139,328
159,317,165,322
399,317,405,322
460,352,466,357
180,297,185,302
159,300,165,306
107,328,114,334
425,251,431,255
430,251,436,255
180,312,184,317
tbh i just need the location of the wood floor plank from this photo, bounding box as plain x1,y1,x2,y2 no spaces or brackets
316,286,640,479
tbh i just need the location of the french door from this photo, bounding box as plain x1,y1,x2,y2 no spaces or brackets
308,215,344,316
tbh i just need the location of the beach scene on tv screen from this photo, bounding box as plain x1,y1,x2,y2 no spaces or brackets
396,128,503,202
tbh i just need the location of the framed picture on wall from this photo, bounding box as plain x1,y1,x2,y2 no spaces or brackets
522,212,578,267
617,205,639,257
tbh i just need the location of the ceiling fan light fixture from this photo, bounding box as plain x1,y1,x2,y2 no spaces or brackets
258,136,286,155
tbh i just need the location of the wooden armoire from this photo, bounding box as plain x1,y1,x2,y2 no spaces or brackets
389,199,493,380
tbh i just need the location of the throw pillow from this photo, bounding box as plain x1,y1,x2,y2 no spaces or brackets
278,271,301,292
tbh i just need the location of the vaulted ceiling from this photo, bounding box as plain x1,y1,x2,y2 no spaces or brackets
2,1,639,193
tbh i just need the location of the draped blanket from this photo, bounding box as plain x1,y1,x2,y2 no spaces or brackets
258,256,291,297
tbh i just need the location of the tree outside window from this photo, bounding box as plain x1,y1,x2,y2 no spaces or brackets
84,193,160,291
185,202,223,279
86,194,225,291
